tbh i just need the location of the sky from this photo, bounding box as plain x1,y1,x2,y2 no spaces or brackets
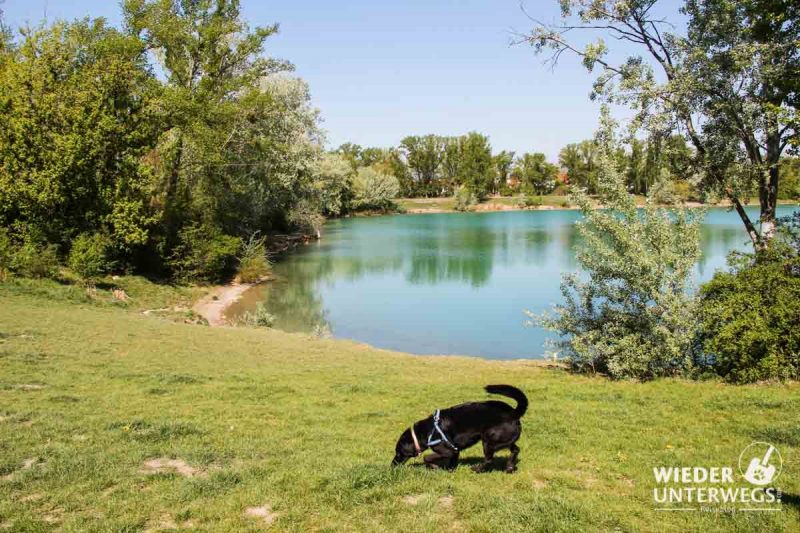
2,1,684,161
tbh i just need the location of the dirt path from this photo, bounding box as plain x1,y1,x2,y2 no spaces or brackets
192,282,255,326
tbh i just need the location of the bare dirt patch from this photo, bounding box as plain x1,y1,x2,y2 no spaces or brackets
244,504,278,526
15,383,45,391
401,494,425,505
1,457,42,481
438,495,454,509
140,458,203,478
532,479,548,490
145,513,178,532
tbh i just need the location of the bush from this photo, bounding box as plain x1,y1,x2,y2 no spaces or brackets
288,199,325,237
534,119,701,380
11,240,60,279
240,302,275,328
352,166,400,211
453,186,478,212
0,228,12,280
68,233,111,285
237,234,271,283
517,195,543,208
169,225,241,284
697,235,800,383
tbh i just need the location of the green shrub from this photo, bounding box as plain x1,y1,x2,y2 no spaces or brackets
453,186,477,212
169,225,241,284
237,234,271,283
535,120,701,380
517,195,543,208
240,302,275,328
698,245,800,383
68,233,110,285
0,228,12,280
352,166,400,212
11,240,60,279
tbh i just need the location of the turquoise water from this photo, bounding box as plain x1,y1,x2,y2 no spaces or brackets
229,206,799,359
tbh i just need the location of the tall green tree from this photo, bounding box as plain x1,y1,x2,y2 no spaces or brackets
525,0,800,250
515,153,558,195
0,19,159,253
455,132,494,199
399,135,443,197
493,150,515,194
123,0,296,250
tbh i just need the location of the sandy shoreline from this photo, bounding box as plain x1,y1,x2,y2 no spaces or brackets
192,282,257,326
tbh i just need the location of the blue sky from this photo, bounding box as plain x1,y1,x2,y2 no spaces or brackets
2,1,683,160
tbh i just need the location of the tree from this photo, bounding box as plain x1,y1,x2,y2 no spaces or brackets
0,19,158,253
352,167,400,211
515,153,558,195
456,132,495,199
123,0,296,250
493,151,515,194
559,140,598,192
400,135,443,197
534,111,702,379
314,153,354,216
524,0,800,250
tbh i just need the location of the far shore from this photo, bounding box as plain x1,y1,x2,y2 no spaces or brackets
396,195,800,214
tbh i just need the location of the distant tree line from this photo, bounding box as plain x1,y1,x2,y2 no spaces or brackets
337,133,800,203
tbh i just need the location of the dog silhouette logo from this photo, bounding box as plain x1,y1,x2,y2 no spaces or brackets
739,442,782,486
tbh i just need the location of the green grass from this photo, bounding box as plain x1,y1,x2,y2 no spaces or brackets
1,281,799,531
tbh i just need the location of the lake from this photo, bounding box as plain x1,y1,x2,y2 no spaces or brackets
228,205,799,359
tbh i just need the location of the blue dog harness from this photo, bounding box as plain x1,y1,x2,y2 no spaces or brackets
426,409,458,451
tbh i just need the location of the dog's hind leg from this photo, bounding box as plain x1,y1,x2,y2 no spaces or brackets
472,440,495,473
505,443,520,473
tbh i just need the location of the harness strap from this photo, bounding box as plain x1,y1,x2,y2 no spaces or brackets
427,409,458,451
409,424,422,455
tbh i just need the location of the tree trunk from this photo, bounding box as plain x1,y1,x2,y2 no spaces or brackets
760,123,781,247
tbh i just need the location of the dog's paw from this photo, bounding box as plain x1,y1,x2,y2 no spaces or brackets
504,466,517,474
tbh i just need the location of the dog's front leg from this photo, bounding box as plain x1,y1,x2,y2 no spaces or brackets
423,452,444,469
445,451,460,471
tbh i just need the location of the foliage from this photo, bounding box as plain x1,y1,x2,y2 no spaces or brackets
288,199,325,236
68,233,111,285
10,239,60,280
0,227,11,280
240,301,275,328
236,234,270,283
352,167,400,211
535,114,702,380
514,152,558,195
526,0,800,249
314,153,354,216
168,224,241,284
517,195,543,208
698,220,800,383
453,186,478,212
0,19,158,252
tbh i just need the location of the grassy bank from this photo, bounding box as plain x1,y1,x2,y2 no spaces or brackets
1,280,799,531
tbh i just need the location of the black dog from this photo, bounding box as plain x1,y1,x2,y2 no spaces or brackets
391,384,527,473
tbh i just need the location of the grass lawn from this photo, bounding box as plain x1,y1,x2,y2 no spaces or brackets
1,280,799,531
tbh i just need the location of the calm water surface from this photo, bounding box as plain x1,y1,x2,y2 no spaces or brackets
228,206,799,359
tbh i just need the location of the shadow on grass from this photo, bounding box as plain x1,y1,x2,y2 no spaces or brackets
407,456,514,473
781,493,800,511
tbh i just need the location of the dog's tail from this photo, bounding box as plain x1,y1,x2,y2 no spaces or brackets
485,384,528,418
